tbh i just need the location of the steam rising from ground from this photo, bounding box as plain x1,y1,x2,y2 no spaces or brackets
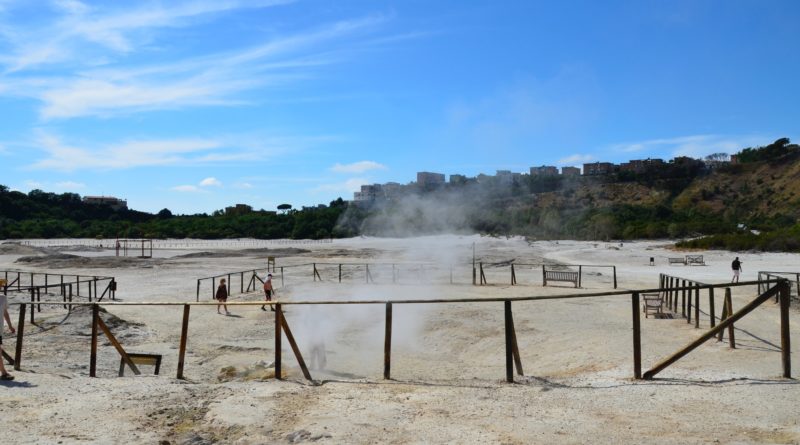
283,236,482,377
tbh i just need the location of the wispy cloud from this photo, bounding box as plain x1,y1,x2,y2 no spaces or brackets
233,182,253,189
0,3,391,119
312,177,367,194
54,180,85,190
557,154,593,165
331,160,387,173
26,131,318,171
199,177,222,187
610,134,770,159
1,1,296,71
29,132,227,171
171,184,202,193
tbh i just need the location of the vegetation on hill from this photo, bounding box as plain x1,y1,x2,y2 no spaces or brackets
0,186,350,240
2,138,799,251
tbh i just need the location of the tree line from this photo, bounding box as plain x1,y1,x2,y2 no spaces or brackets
0,186,351,240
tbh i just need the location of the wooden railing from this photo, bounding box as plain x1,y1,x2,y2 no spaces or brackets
2,270,116,302
4,279,790,383
198,261,618,300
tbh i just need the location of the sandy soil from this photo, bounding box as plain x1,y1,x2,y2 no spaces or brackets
0,236,798,445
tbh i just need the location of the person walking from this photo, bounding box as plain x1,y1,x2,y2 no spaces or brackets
262,273,275,311
0,291,15,380
731,257,742,283
216,278,230,315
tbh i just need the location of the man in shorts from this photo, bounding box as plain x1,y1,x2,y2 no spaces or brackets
731,257,742,283
262,273,275,311
0,290,16,380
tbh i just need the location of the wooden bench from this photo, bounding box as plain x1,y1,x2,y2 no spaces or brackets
543,270,579,288
685,255,705,266
668,257,686,265
642,292,664,318
119,353,162,377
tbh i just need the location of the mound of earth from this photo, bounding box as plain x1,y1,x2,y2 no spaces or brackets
174,247,311,259
56,245,106,252
16,253,160,269
0,242,52,255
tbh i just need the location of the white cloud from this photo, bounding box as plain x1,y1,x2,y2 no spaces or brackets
54,180,85,190
171,184,201,192
29,132,230,171
312,177,367,194
610,134,770,159
25,131,327,172
233,182,253,189
0,4,390,119
557,154,593,165
331,161,387,173
24,180,44,189
199,177,222,187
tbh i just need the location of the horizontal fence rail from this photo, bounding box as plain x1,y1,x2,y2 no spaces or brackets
758,271,800,300
15,238,334,249
3,279,790,384
197,261,618,300
2,270,116,303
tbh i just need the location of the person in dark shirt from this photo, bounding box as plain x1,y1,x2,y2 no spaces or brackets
216,278,230,315
731,257,742,283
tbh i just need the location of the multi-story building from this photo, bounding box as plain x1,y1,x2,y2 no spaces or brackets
530,165,559,176
354,184,383,202
582,162,616,176
82,196,128,210
416,172,445,187
619,158,665,173
382,182,403,199
561,166,581,176
449,174,467,185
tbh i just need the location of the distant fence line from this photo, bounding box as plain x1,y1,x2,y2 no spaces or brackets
2,279,791,383
2,269,116,302
196,261,618,301
15,238,334,249
758,271,800,298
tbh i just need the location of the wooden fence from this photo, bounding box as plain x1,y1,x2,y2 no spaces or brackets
758,271,800,299
197,261,618,301
3,279,791,383
2,270,116,302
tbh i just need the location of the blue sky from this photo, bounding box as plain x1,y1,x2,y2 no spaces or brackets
0,0,798,214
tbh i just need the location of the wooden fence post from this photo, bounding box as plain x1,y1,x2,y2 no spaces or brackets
632,292,641,379
725,289,735,348
708,287,716,328
613,266,617,289
177,304,190,379
694,284,700,329
278,311,312,381
90,304,99,377
384,302,392,380
504,300,513,383
274,303,282,379
13,304,26,371
779,281,791,378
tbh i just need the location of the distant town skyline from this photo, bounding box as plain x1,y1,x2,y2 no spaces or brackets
0,1,797,214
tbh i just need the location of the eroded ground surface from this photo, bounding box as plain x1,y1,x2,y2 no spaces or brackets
1,236,799,444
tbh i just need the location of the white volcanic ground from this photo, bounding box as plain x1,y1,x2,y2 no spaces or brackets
0,236,798,445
